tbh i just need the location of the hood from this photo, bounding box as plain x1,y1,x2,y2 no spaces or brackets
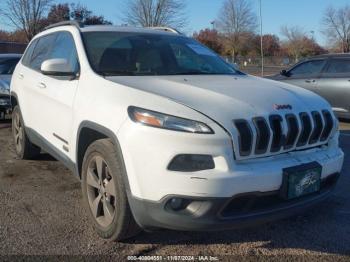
106,74,330,127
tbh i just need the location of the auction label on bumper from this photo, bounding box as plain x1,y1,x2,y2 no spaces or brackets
281,162,322,200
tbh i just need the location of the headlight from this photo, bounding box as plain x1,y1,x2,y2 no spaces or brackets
128,106,214,134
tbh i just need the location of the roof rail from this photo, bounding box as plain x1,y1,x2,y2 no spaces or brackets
147,27,181,34
45,21,84,30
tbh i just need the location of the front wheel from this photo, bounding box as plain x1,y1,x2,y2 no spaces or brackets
12,106,40,159
81,139,141,241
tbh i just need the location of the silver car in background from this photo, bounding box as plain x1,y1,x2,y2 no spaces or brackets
267,54,350,120
0,54,21,119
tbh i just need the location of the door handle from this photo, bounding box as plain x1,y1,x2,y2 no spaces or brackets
305,79,316,83
37,82,46,89
18,73,24,80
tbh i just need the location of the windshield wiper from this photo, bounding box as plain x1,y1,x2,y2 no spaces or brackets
97,70,135,76
171,71,213,75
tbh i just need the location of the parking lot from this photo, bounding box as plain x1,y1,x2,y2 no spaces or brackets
0,120,349,259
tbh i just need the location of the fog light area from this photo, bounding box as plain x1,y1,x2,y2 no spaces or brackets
167,154,215,172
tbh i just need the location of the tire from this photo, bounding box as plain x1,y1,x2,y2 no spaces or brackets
12,106,41,159
81,138,141,241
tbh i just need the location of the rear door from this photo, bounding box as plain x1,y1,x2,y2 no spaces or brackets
317,57,350,114
282,59,327,92
16,34,57,132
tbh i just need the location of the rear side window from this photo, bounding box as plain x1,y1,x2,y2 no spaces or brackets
289,60,326,76
30,34,56,71
47,32,79,72
326,59,350,74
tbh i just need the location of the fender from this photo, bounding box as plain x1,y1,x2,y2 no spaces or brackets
76,121,132,193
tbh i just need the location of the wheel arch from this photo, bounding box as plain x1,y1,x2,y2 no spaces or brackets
76,121,131,191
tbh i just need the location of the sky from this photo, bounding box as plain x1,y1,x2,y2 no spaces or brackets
1,0,350,46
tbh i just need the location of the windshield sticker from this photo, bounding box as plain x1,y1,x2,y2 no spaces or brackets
187,44,216,56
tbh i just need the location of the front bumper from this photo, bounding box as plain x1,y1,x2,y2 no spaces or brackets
118,119,344,201
118,119,344,230
129,173,340,231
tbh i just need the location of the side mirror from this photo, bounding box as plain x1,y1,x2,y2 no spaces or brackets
41,59,76,78
280,69,289,76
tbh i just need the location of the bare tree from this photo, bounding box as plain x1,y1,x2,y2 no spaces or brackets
123,0,187,29
281,25,325,62
322,5,350,53
216,0,257,61
280,25,306,62
0,0,53,42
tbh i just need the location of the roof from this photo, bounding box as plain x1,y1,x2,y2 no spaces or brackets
44,21,182,36
309,53,350,59
80,25,179,35
0,53,22,58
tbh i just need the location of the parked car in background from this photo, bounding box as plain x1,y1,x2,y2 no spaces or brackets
267,54,350,120
0,54,21,119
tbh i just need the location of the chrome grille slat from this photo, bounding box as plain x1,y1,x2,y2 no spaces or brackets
234,119,253,157
234,110,333,158
297,112,312,147
269,115,284,152
320,110,334,141
252,117,270,155
309,111,324,144
284,114,299,149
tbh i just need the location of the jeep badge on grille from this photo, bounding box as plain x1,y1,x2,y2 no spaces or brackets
273,104,293,110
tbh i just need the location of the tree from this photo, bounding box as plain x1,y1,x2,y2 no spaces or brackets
193,29,225,54
248,34,281,57
70,4,112,25
281,26,326,61
123,0,187,29
0,0,53,42
322,5,350,53
216,0,258,61
47,3,70,24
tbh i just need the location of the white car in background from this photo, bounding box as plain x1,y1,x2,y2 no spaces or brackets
10,22,344,241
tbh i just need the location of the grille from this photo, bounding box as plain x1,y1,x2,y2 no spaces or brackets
233,110,334,158
234,120,253,157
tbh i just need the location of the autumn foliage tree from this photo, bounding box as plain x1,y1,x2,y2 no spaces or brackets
193,29,225,54
47,4,71,24
257,34,281,57
281,26,326,62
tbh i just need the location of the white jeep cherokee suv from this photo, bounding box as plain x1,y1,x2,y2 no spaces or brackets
11,22,344,241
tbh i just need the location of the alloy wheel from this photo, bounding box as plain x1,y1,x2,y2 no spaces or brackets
13,112,23,153
86,155,117,227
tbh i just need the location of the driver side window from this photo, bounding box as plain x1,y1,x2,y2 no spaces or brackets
170,43,202,71
289,60,326,76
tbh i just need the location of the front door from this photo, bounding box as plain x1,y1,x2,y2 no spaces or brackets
36,31,80,156
281,59,327,93
317,58,350,115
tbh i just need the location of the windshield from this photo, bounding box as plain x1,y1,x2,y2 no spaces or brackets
82,32,240,76
0,58,20,75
